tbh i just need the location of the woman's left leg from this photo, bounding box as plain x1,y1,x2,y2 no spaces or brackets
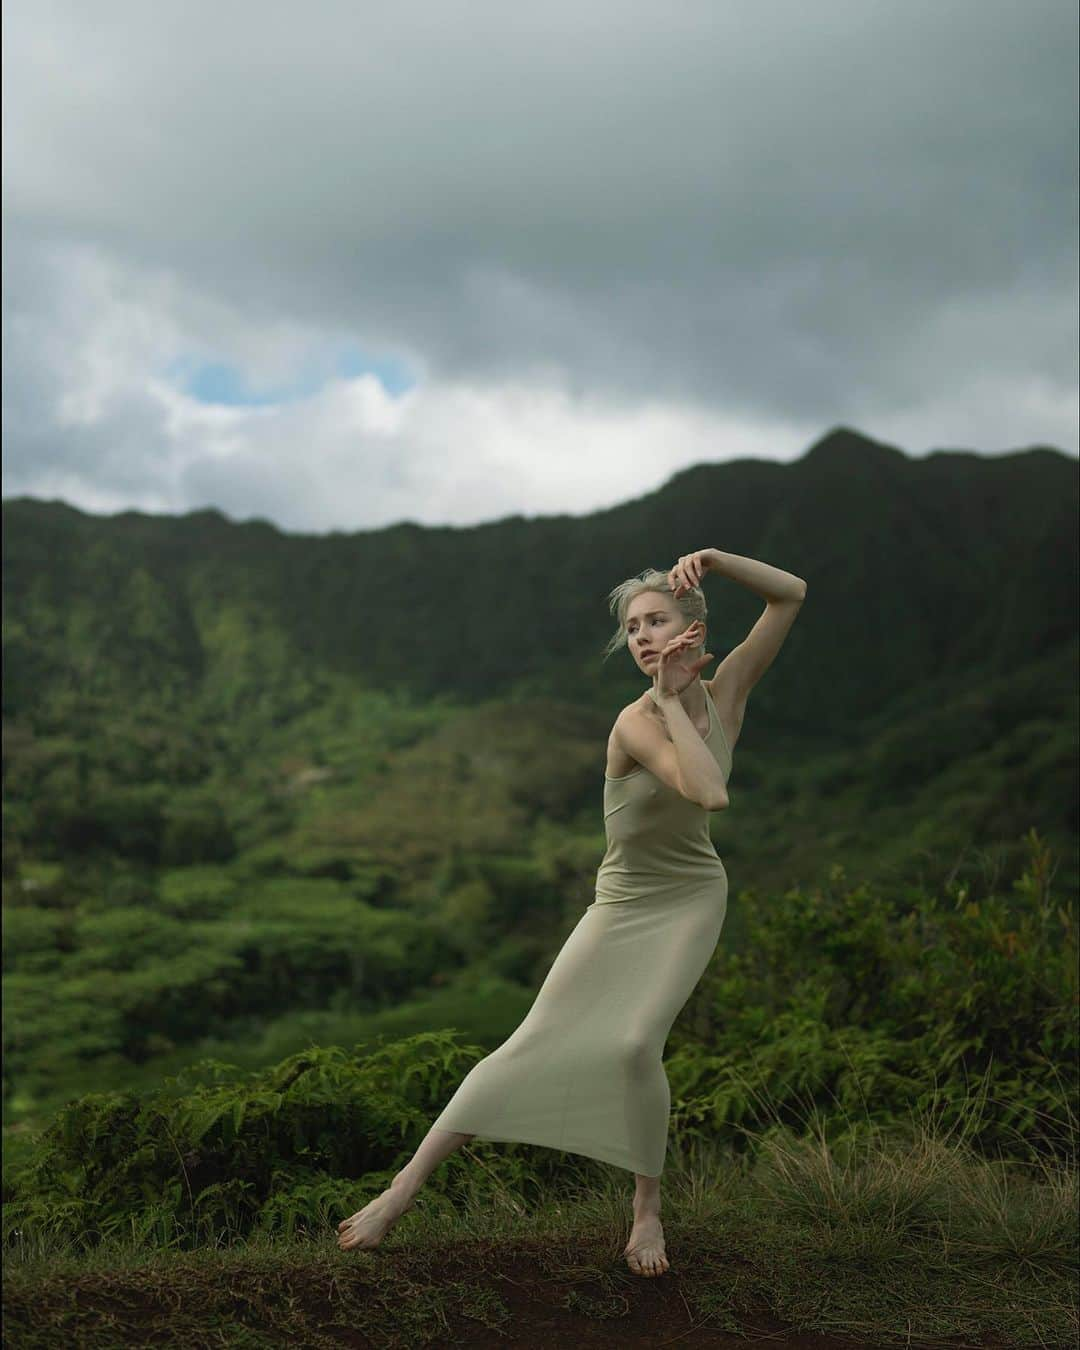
624,1170,669,1276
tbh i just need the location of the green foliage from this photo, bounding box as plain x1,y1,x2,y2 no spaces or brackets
2,1034,494,1248
160,796,236,865
1,907,71,975
3,943,247,1099
4,834,1076,1260
67,909,193,973
667,830,1078,1160
47,785,169,862
157,865,238,919
2,868,462,1110
442,878,497,957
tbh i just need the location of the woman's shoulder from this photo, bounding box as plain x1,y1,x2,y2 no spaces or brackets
605,692,661,779
607,692,656,747
615,691,656,726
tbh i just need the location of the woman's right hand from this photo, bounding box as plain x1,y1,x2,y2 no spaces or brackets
655,621,714,699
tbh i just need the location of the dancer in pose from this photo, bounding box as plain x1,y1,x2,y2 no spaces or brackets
337,547,806,1276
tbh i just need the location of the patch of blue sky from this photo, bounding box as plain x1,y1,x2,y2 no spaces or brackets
333,341,415,396
165,340,416,407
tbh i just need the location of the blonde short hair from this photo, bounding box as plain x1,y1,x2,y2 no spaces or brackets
601,566,707,664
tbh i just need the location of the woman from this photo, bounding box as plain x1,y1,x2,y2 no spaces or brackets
337,547,807,1276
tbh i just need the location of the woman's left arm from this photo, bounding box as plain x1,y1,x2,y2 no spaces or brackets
704,549,806,603
670,550,807,707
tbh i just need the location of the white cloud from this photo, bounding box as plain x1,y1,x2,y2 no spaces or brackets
2,0,1076,530
2,236,818,531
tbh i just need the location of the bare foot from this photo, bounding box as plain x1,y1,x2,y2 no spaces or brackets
624,1212,669,1276
336,1183,416,1251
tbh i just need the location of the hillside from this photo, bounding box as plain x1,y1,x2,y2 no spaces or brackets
2,426,1077,1134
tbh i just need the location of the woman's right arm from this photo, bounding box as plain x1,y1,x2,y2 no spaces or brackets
617,702,728,810
656,693,728,810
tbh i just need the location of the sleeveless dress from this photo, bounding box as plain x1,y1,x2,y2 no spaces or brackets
430,683,732,1176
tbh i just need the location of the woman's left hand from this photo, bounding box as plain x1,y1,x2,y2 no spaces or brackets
655,621,714,698
668,548,719,598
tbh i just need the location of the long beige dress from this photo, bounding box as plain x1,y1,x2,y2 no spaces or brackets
430,684,731,1176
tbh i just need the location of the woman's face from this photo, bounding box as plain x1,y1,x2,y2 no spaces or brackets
624,591,699,674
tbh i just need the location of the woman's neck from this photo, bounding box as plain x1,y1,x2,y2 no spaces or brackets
650,678,707,719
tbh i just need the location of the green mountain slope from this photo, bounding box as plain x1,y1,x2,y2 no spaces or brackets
2,426,1076,1129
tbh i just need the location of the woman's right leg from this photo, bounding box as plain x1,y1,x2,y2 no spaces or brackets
390,1126,476,1200
336,1127,476,1251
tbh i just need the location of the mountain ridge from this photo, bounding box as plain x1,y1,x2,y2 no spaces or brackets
3,431,1076,735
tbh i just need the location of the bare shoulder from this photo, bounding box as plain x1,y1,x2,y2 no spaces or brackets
614,692,660,737
605,694,660,778
620,690,655,720
609,693,652,743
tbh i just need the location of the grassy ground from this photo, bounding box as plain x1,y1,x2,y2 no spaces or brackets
4,1117,1076,1348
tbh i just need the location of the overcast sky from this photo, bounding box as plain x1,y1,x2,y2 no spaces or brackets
3,0,1077,534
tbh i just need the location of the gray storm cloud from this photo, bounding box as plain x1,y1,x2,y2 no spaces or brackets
2,0,1076,530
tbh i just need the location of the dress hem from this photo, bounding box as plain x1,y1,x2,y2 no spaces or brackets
432,1122,664,1177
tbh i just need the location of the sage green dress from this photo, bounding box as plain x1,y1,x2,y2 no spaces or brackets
431,684,731,1176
